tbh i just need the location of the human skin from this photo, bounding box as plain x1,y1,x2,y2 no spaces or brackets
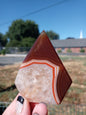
3,93,48,115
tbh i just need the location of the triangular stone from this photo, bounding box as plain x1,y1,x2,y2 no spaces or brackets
15,31,72,104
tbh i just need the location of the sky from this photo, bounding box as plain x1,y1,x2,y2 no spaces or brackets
0,0,86,39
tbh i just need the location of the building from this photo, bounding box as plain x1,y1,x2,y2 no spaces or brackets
51,39,86,53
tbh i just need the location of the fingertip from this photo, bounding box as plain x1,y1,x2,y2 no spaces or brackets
30,102,38,113
2,93,20,115
22,99,31,115
32,103,48,115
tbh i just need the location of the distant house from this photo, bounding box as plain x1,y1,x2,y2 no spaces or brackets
51,39,86,53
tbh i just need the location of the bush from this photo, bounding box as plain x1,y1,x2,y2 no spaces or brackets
0,49,6,55
58,49,62,53
67,48,72,53
80,48,85,53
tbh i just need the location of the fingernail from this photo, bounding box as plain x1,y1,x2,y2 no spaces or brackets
16,96,24,113
33,113,39,115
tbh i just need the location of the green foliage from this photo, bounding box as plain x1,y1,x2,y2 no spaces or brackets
67,48,72,53
80,48,85,53
6,19,39,47
0,33,7,46
58,49,62,53
21,37,36,47
6,40,20,47
0,49,6,55
6,37,36,47
0,19,61,47
24,20,39,38
7,20,25,41
7,19,39,42
46,30,59,40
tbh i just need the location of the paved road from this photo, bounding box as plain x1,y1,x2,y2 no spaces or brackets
0,55,26,66
0,53,86,66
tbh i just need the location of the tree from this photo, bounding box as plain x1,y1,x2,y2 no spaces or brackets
0,33,3,46
66,37,75,39
46,30,59,40
7,19,39,41
0,33,7,46
6,40,21,47
20,37,36,47
7,20,25,41
24,20,39,39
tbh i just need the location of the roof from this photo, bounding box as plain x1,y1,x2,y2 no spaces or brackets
51,39,86,48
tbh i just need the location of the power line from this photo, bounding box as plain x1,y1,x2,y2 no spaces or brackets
21,0,69,18
0,0,69,27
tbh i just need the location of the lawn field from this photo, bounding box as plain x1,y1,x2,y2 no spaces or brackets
0,55,86,104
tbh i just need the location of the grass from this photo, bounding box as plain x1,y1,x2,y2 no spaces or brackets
0,55,86,114
0,55,86,104
69,87,86,94
74,79,86,86
48,104,86,115
83,62,86,66
60,55,86,61
0,89,18,102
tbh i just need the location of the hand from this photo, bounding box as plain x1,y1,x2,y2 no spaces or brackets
3,93,48,115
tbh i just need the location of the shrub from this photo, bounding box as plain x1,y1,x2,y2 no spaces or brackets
67,48,72,53
80,48,85,53
0,49,6,55
58,49,62,53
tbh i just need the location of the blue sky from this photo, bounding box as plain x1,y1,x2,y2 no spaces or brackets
0,0,86,39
